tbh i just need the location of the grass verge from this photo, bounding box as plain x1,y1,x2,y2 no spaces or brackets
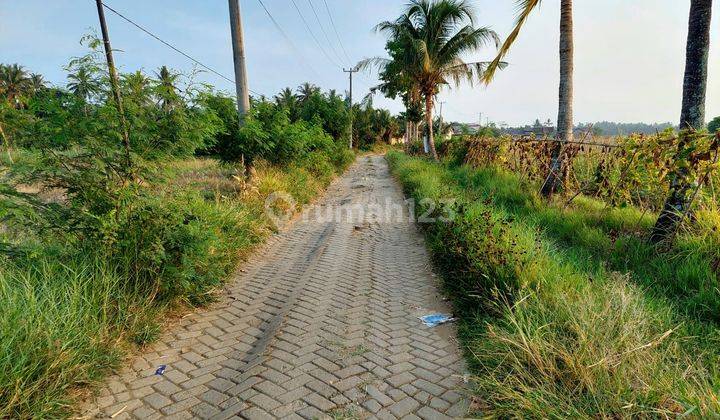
0,152,353,418
386,151,720,418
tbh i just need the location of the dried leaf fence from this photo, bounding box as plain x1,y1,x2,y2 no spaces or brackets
457,130,720,212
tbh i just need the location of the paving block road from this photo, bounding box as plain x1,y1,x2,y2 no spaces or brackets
85,155,468,419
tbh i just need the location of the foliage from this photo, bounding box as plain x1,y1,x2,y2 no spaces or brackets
450,130,719,212
353,99,400,149
0,41,360,417
209,95,346,166
709,116,720,133
579,120,675,136
387,151,720,417
210,82,399,162
363,0,502,158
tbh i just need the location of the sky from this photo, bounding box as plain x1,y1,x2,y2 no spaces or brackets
0,0,718,126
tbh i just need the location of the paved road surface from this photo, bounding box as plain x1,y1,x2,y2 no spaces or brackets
86,155,468,419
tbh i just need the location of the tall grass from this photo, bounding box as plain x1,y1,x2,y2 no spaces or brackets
0,154,353,418
0,259,157,417
387,151,720,417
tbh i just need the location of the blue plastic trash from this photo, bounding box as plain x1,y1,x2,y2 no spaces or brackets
155,365,167,375
419,313,456,327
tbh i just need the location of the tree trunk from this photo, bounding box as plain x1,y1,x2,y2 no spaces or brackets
425,95,438,160
0,121,13,164
541,0,574,197
651,0,712,243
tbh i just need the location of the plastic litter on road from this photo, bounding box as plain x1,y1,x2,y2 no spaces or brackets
155,365,167,376
419,313,456,327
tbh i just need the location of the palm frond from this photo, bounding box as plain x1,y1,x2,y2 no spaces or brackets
483,0,541,84
438,25,500,67
356,57,392,74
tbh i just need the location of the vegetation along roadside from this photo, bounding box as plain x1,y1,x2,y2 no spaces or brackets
0,37,375,417
387,150,720,418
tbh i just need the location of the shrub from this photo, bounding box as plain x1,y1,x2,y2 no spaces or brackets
100,191,233,304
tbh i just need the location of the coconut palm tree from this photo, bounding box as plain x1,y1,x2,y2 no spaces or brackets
375,0,502,160
0,64,32,108
296,82,320,103
359,35,425,147
274,87,298,109
29,73,45,95
67,66,102,102
122,71,153,107
651,0,713,243
484,0,573,196
155,66,180,111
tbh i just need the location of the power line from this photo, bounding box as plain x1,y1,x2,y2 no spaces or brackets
322,0,353,65
289,0,342,68
255,0,321,78
97,0,264,97
305,0,345,66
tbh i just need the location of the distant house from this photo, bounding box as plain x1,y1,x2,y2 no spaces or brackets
503,125,555,137
524,125,555,136
448,122,483,135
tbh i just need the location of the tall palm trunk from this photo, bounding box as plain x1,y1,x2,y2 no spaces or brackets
425,94,439,160
651,0,712,243
541,0,574,197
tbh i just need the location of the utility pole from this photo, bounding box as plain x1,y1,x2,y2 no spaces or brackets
438,101,445,137
228,0,250,124
95,0,131,171
344,67,358,149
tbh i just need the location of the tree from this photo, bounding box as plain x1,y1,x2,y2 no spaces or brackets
296,82,320,103
122,70,153,107
359,37,424,147
484,0,573,197
274,87,297,109
155,66,180,111
29,74,46,95
375,0,501,160
651,0,712,243
708,116,720,133
67,66,102,102
0,64,32,108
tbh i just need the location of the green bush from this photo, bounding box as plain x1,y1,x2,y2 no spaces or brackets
100,191,234,304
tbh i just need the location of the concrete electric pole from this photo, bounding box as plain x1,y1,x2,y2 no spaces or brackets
344,67,358,149
438,100,445,135
228,0,250,123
